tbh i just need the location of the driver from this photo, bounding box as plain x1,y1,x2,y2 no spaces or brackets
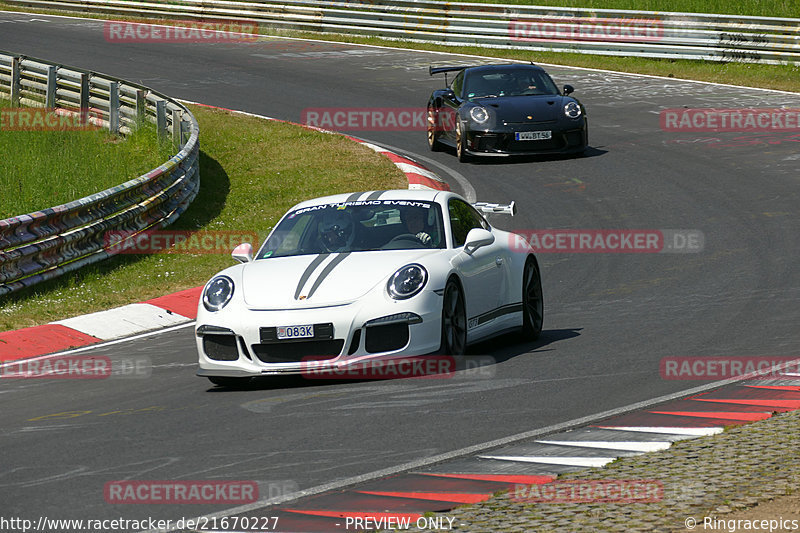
400,206,432,246
318,209,354,252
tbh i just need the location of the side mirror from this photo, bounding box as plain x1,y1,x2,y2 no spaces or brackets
464,228,495,255
443,88,456,100
563,84,574,96
232,242,253,263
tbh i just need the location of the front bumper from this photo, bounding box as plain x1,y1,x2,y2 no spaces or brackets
196,290,443,377
465,123,587,156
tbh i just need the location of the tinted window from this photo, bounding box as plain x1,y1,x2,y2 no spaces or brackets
257,200,445,258
448,199,489,248
464,68,560,99
450,70,464,99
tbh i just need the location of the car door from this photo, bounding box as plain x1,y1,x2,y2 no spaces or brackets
439,70,464,143
447,198,505,334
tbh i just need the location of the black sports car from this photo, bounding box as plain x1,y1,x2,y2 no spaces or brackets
427,63,588,161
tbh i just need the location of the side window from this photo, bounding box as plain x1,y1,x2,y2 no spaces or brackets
450,71,464,99
449,199,489,248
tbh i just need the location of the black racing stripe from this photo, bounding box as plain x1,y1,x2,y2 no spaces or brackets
306,252,352,299
470,302,524,327
294,253,331,300
345,192,366,202
365,190,386,201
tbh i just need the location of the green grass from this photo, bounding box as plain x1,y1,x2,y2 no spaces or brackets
0,99,173,219
454,0,800,18
0,105,407,331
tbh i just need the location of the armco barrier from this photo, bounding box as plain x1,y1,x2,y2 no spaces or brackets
4,0,799,64
0,51,200,296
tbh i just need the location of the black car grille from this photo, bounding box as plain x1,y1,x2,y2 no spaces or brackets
203,335,239,361
365,324,410,354
251,340,344,363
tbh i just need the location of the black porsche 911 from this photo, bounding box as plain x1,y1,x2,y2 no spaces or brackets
427,63,588,162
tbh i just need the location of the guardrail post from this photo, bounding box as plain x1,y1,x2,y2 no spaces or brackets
46,65,57,108
10,56,21,107
108,81,120,134
79,73,90,126
172,108,182,149
135,89,146,126
156,100,167,142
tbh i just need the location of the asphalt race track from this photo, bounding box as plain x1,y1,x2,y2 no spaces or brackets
2,11,800,527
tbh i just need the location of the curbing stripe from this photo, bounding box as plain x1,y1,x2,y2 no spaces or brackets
0,324,101,362
53,303,191,341
536,440,673,453
479,456,618,468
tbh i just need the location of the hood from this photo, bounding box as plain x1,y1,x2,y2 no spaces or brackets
474,95,565,123
240,250,439,310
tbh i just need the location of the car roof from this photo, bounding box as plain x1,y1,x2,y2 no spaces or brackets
467,63,546,74
290,189,452,210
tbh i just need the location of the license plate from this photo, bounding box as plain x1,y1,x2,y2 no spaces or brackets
515,130,552,141
277,325,314,339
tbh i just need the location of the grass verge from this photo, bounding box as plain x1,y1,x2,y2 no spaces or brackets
0,99,173,218
0,104,406,332
452,0,800,18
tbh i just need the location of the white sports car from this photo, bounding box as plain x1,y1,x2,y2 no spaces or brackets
195,189,543,387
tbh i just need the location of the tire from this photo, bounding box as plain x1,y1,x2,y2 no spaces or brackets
207,376,252,388
440,278,467,355
427,105,443,152
521,256,544,340
455,120,471,163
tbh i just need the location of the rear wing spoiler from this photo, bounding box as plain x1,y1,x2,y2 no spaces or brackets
472,201,516,216
429,65,472,76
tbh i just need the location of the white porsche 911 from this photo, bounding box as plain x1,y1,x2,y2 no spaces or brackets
195,189,543,387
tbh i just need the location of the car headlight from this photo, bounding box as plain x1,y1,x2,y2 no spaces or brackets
203,276,234,312
387,264,428,300
564,101,582,119
469,106,489,124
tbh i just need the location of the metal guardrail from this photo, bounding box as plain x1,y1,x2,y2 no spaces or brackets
5,0,799,64
0,51,200,296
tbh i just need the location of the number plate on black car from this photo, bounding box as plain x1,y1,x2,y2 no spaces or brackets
515,131,552,141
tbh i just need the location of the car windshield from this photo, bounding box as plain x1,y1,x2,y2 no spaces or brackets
464,68,560,99
256,200,446,258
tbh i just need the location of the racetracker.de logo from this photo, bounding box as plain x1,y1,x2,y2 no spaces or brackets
301,356,458,380
104,481,259,504
510,480,663,503
104,19,260,43
104,230,258,255
1,356,112,379
302,107,427,131
0,108,101,131
661,108,800,133
509,16,663,42
660,356,800,380
510,229,703,253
